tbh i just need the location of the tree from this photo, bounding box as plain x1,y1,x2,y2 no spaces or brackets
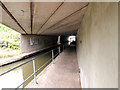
0,24,20,50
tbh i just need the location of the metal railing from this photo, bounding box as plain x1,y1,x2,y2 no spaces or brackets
0,45,65,89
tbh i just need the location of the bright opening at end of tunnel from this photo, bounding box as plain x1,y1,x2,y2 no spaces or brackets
68,36,76,45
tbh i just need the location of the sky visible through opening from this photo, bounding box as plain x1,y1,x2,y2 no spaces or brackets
68,36,76,45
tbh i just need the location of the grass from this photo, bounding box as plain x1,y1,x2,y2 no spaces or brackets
0,47,21,58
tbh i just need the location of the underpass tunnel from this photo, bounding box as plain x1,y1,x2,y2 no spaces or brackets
0,2,118,89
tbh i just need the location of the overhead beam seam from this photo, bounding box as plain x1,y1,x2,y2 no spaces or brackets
36,2,64,34
40,3,89,34
30,1,33,34
45,14,85,32
0,1,28,34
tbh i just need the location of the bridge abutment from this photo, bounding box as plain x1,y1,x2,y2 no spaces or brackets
20,34,58,53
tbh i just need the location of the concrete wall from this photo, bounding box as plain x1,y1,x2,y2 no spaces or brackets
119,2,120,89
21,35,58,53
77,2,118,88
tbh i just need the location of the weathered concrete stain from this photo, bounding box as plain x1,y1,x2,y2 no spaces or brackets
77,2,118,88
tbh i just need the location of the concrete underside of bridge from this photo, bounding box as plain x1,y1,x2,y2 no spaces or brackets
0,1,118,88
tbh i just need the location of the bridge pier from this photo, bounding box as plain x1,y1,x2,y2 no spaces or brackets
20,34,58,53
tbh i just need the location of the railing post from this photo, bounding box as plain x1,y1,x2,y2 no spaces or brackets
59,46,61,54
52,50,54,64
32,59,38,84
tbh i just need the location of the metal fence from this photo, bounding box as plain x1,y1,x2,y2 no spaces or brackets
0,45,65,89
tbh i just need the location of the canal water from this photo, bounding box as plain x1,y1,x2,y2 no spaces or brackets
0,48,59,89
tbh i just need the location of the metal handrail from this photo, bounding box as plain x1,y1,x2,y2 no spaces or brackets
0,58,34,77
0,45,65,89
16,55,53,89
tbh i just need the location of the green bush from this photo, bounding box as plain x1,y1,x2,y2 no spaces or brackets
0,24,20,50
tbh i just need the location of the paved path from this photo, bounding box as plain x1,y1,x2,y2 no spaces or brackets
26,46,80,88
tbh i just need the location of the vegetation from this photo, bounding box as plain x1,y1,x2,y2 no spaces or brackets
0,24,21,58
